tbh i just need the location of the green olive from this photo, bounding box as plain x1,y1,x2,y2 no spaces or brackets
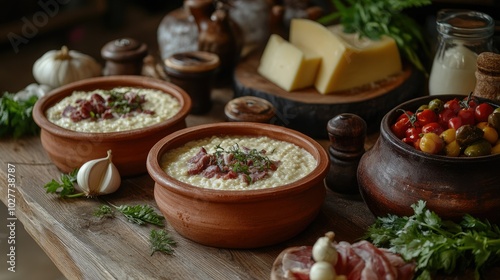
455,125,484,147
463,139,492,157
489,112,500,132
428,98,444,113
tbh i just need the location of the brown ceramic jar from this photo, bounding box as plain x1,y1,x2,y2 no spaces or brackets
164,51,220,115
473,52,500,102
225,96,275,123
101,38,148,76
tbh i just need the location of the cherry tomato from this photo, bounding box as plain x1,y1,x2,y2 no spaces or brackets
475,102,494,123
458,108,475,126
448,116,462,130
440,128,456,144
416,109,438,126
405,126,422,143
391,117,412,139
482,126,499,144
422,122,444,135
444,140,461,157
438,108,455,129
444,98,461,114
419,132,444,154
463,96,478,109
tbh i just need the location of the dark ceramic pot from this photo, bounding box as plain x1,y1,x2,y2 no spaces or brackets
357,95,500,223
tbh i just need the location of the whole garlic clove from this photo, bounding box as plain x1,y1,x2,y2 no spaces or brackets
76,150,121,197
312,231,338,265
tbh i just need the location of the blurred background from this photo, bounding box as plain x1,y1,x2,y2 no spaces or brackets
0,0,498,279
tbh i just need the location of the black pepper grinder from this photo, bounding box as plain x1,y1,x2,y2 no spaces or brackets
101,38,148,76
326,113,366,194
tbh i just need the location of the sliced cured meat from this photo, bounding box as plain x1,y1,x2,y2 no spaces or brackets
272,241,415,280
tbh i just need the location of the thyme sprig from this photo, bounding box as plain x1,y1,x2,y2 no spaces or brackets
319,0,432,74
150,229,176,256
94,204,165,227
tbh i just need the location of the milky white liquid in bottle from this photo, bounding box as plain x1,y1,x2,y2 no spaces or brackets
428,44,478,96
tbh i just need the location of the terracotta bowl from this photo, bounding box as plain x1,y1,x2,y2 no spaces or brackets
33,75,192,177
357,95,500,223
146,122,329,248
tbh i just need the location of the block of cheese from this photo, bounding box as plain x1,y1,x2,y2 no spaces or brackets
289,19,402,94
258,34,321,91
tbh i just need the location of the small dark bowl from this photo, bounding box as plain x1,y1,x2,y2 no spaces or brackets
357,95,500,223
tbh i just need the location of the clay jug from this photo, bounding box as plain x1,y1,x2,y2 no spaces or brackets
185,0,242,82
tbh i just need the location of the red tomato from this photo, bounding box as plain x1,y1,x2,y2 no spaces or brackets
391,118,412,139
463,96,478,109
458,108,475,126
422,122,444,135
475,102,494,123
444,99,461,114
448,116,462,130
416,109,438,126
405,126,422,143
438,108,455,129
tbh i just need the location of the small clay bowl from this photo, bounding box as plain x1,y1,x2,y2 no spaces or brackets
358,95,500,223
146,122,329,248
33,75,191,177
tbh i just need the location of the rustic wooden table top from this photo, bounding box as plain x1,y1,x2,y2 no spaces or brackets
0,87,376,280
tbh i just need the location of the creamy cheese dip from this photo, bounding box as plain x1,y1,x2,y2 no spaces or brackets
46,87,181,133
161,135,318,190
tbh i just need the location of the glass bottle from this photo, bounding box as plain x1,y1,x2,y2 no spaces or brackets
428,10,495,96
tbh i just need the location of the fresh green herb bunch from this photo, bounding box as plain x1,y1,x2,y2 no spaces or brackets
364,200,500,280
319,0,432,74
0,93,39,138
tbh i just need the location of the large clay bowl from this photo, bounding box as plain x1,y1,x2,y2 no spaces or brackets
358,95,500,223
33,75,192,177
147,122,329,248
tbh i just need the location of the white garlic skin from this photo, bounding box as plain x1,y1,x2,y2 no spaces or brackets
312,231,338,265
76,150,121,196
310,261,336,280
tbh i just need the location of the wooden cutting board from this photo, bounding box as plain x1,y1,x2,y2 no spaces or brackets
233,51,426,138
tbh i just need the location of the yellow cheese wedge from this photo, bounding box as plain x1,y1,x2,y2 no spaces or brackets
289,19,402,94
258,34,321,91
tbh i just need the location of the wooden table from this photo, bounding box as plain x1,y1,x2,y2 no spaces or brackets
0,88,376,280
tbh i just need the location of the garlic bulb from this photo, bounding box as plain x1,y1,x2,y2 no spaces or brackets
309,261,336,280
76,150,121,197
312,231,338,265
33,45,102,88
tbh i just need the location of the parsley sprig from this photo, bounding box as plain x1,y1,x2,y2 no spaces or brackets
364,200,500,280
94,204,165,227
319,0,432,74
43,169,84,198
0,93,39,138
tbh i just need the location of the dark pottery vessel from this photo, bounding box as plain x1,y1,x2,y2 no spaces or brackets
357,94,500,223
